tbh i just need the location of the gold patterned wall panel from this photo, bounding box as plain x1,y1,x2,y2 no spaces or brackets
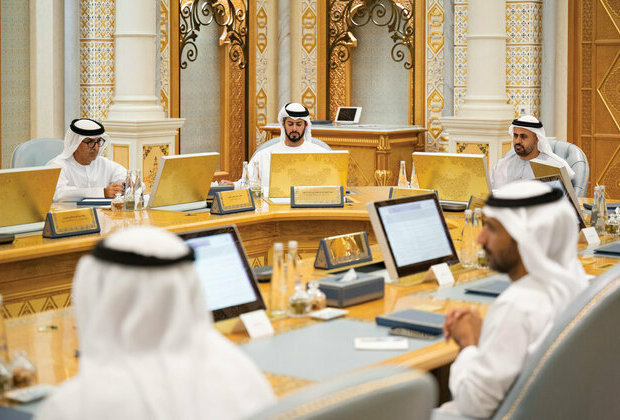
569,0,620,197
113,145,130,169
426,0,446,151
160,0,171,116
301,1,318,119
456,142,488,157
143,144,170,193
255,0,269,149
80,0,115,120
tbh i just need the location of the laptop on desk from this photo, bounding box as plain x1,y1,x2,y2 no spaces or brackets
412,152,491,211
0,167,60,235
148,152,219,212
268,151,349,200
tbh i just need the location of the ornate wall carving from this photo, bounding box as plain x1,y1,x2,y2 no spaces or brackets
79,0,115,119
301,1,318,119
160,0,171,115
426,0,445,151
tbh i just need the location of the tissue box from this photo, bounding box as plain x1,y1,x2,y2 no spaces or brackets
317,273,384,307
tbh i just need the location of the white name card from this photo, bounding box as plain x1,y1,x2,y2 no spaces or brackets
239,309,274,339
579,227,600,246
424,262,455,287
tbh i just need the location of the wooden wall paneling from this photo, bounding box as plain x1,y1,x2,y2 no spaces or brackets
569,0,620,197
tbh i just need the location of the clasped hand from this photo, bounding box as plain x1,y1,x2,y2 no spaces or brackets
443,307,482,350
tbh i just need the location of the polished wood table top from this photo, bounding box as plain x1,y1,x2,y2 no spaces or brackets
4,237,618,398
0,187,389,264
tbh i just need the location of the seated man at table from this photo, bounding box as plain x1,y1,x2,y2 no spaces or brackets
440,180,588,418
221,102,327,191
491,116,575,189
47,118,127,202
35,226,275,420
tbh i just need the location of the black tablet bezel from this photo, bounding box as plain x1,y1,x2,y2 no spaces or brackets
179,225,266,322
371,193,459,277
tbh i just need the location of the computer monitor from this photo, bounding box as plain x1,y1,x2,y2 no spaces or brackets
335,107,362,124
412,152,491,203
0,166,61,234
367,193,459,281
148,152,219,211
535,174,587,230
268,151,349,198
179,225,266,322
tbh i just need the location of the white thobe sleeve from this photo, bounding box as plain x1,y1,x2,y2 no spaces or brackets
490,158,508,190
449,302,530,418
52,167,106,202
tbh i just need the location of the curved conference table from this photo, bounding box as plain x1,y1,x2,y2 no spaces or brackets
1,186,618,401
0,187,410,317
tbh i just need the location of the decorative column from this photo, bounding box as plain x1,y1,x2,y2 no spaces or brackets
441,0,514,171
103,0,184,190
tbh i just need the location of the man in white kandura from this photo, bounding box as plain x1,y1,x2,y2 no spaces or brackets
222,102,326,193
47,118,127,202
491,116,575,189
35,226,275,420
439,180,588,418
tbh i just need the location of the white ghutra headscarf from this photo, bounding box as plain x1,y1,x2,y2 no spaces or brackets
58,118,111,160
36,226,274,420
277,102,313,143
482,180,588,319
509,115,575,179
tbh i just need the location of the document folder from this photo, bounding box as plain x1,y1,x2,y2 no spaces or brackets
376,309,445,335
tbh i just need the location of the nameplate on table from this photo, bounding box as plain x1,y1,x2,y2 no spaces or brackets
578,227,600,245
423,262,455,287
388,187,436,199
42,208,100,238
211,189,255,215
290,186,344,208
314,231,372,269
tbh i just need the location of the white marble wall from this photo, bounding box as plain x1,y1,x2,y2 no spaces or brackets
179,22,220,157
351,23,409,125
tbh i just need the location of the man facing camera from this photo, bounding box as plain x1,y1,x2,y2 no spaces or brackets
47,118,126,202
491,116,575,189
439,180,588,418
221,102,327,191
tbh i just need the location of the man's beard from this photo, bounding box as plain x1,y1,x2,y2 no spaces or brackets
484,245,519,273
286,128,305,143
514,143,535,157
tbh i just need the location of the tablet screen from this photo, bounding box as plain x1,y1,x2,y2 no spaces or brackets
378,198,454,267
368,193,459,279
336,107,358,122
181,226,265,321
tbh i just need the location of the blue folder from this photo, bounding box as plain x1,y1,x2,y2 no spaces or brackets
376,309,445,335
593,242,620,257
465,279,511,297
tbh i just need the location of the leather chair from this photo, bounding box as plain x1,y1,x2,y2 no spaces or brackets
547,139,589,197
249,366,437,420
433,263,620,420
10,138,64,168
254,136,331,156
